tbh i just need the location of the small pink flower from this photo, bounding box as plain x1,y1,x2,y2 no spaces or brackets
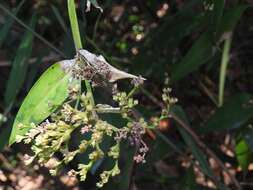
81,125,91,134
133,154,146,164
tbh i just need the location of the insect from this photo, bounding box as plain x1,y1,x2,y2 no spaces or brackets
60,49,145,86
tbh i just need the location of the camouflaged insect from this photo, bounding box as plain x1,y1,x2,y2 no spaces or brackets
60,49,145,86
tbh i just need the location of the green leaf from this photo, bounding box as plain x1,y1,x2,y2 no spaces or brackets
218,5,248,34
235,138,251,175
212,0,225,35
4,14,36,108
171,32,213,82
9,63,71,145
0,0,26,46
202,93,253,132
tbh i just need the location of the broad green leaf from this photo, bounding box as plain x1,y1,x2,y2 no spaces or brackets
0,0,26,46
235,138,251,175
4,14,36,108
9,63,71,145
202,93,253,132
171,32,213,82
25,55,43,90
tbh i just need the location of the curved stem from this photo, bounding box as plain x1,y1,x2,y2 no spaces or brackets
67,0,95,106
218,33,232,107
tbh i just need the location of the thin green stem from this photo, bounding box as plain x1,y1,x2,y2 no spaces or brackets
74,80,82,109
67,0,83,49
67,0,95,106
127,85,142,99
218,34,232,107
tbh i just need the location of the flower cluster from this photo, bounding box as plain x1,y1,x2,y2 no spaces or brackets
162,87,178,116
18,79,148,187
113,92,138,118
128,119,149,163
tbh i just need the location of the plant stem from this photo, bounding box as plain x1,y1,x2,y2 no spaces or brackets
67,0,83,50
218,34,232,107
67,0,95,106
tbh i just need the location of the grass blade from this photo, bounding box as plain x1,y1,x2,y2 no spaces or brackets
51,5,67,33
4,14,36,108
0,0,26,46
212,0,225,36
